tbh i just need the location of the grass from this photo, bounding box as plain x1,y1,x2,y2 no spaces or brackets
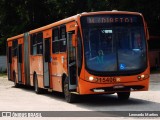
0,72,7,77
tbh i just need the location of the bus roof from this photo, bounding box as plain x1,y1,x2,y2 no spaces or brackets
7,34,24,41
7,11,142,41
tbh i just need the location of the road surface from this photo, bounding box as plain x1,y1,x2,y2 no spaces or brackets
0,73,160,119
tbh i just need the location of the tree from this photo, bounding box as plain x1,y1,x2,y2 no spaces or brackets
0,0,160,55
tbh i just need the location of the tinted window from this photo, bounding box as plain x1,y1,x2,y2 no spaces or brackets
8,47,12,63
52,28,59,53
60,26,66,52
12,40,18,57
81,15,147,74
37,33,43,54
30,32,43,55
52,26,67,53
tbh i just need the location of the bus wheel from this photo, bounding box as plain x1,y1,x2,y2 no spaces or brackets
63,77,76,103
34,74,42,94
117,92,130,101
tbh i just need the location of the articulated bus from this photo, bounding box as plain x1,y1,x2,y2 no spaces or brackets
7,11,150,103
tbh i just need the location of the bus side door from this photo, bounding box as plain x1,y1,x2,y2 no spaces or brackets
43,38,51,88
67,32,77,91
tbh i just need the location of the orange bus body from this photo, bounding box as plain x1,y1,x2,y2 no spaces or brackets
7,11,150,102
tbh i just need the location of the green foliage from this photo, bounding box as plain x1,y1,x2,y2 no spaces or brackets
0,0,160,55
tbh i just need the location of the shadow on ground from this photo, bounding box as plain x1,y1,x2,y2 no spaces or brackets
11,84,160,112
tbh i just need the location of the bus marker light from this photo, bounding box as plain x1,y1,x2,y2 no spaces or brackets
137,76,141,80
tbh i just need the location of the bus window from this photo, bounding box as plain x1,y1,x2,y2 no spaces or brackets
12,40,18,57
81,15,147,72
30,35,33,55
30,32,43,55
44,38,50,62
68,33,76,63
59,26,66,52
60,26,66,38
8,47,12,63
52,28,59,53
31,34,37,55
37,32,43,54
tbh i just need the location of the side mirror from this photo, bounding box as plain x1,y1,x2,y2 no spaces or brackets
72,34,77,47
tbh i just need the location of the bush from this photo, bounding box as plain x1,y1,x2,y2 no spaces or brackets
0,67,7,74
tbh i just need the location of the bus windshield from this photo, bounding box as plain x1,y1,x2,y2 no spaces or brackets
81,15,147,73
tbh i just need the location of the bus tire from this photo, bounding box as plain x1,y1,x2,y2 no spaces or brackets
13,72,19,88
63,77,77,103
34,74,43,94
117,92,130,101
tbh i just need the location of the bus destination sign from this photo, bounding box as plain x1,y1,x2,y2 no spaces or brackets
87,16,138,24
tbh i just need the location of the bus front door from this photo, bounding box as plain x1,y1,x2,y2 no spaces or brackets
43,38,51,88
67,32,77,91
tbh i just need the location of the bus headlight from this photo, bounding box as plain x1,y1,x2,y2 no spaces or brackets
141,75,145,78
137,74,149,80
86,76,98,82
89,76,94,81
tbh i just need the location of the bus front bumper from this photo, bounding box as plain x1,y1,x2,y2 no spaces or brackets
78,78,149,95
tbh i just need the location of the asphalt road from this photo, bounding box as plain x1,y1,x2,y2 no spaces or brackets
0,73,160,119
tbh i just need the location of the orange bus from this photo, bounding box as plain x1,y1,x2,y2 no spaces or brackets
7,11,150,103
